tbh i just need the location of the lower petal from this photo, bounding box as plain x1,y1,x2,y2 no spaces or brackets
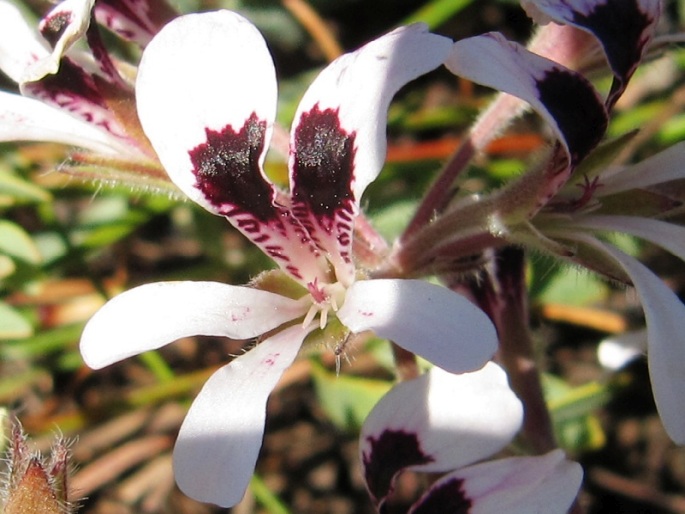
338,279,497,373
173,324,312,507
80,281,307,369
360,363,522,505
587,239,685,444
409,450,582,514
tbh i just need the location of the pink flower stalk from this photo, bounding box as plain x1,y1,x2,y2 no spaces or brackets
360,363,582,513
77,11,499,507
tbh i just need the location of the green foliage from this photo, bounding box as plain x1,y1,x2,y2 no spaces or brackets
543,373,610,452
311,361,392,432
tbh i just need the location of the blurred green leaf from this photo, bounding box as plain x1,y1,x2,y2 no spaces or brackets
0,167,51,205
402,0,473,29
0,220,43,265
0,255,16,279
544,373,610,452
370,200,417,242
0,302,33,339
2,323,83,359
535,266,609,307
311,361,392,432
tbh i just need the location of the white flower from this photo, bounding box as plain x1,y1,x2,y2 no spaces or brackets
80,11,499,507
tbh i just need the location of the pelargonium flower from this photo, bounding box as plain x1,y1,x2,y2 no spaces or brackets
79,10,499,507
389,0,685,446
360,362,582,513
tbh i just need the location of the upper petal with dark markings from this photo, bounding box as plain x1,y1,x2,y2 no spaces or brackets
289,24,453,284
136,11,327,284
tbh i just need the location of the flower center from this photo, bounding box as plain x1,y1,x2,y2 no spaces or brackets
302,278,347,330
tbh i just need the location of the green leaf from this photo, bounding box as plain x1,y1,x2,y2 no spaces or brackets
0,302,33,339
536,266,609,307
370,200,418,242
0,255,16,279
0,220,42,265
0,167,51,205
311,361,392,432
402,0,474,29
2,323,84,359
544,373,610,452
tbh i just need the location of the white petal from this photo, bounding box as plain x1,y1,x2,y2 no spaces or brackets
288,25,452,285
174,324,311,507
588,240,685,444
360,363,522,503
575,215,685,263
445,33,606,165
598,329,647,371
136,11,327,284
80,281,307,369
25,0,95,82
292,23,452,203
136,10,276,215
0,91,132,155
600,142,685,195
0,0,48,83
338,279,497,373
410,450,582,514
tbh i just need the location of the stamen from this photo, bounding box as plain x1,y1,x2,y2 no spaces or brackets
302,303,319,328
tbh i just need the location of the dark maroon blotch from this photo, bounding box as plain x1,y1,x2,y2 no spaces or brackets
40,11,71,48
572,0,654,107
291,105,355,218
24,57,106,109
535,68,608,165
188,113,277,222
410,477,472,514
363,429,434,505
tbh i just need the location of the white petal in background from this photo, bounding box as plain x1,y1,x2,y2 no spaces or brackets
80,281,307,369
586,239,685,444
0,91,132,155
338,279,497,374
409,450,582,514
26,0,96,81
173,324,312,507
599,141,685,195
136,10,277,212
598,329,647,371
360,363,522,497
574,215,685,263
0,0,48,82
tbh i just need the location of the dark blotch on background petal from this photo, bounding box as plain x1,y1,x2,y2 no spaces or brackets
40,11,72,48
292,105,355,218
24,58,105,107
189,113,277,222
362,429,434,506
536,67,608,165
410,477,472,514
572,0,654,106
